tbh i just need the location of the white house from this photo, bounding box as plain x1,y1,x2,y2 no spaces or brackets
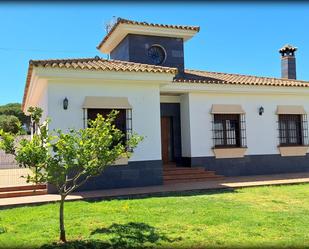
23,18,309,191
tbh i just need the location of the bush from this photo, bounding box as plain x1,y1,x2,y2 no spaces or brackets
0,103,30,132
0,115,21,134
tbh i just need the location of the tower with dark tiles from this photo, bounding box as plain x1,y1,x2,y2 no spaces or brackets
97,18,199,75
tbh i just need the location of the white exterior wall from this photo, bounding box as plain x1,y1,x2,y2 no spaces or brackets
46,79,162,162
25,67,309,163
188,92,309,157
180,94,191,157
36,85,48,122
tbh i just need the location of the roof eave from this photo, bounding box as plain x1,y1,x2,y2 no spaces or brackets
22,63,34,113
22,59,178,112
97,23,199,54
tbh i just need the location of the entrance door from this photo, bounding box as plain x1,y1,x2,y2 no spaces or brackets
161,116,174,165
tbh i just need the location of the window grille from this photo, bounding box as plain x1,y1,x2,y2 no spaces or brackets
31,117,38,136
126,109,133,152
302,115,309,145
212,114,247,148
278,114,308,146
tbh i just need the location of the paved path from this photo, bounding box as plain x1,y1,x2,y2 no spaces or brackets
1,172,309,208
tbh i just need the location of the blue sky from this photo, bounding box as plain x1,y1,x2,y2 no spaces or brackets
0,3,309,105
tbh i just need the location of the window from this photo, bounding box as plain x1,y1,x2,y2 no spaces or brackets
87,108,132,146
212,114,246,148
278,114,307,146
147,45,166,65
87,108,126,132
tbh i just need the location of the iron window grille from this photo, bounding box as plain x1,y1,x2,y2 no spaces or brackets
126,109,133,152
31,117,40,136
278,114,308,146
212,114,247,148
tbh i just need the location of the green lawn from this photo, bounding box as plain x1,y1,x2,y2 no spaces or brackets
0,184,309,249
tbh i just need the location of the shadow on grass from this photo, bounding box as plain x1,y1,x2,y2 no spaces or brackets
90,222,181,248
40,222,181,249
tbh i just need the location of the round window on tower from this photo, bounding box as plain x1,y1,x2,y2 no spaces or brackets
147,45,166,65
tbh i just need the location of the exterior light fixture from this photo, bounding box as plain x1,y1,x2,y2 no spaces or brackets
63,97,68,110
259,106,264,116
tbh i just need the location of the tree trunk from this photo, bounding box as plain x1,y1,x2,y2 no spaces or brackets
59,195,66,242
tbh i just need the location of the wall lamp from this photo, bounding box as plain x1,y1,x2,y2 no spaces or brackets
63,97,69,110
259,106,264,116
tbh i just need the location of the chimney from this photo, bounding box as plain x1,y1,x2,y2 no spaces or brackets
279,44,297,80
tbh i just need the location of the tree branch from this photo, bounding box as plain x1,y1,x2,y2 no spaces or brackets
65,174,93,196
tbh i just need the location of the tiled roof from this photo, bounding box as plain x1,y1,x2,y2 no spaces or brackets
174,69,309,87
97,18,200,50
22,57,177,110
28,57,177,73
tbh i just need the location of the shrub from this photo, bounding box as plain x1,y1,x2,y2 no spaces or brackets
0,115,21,134
0,103,31,133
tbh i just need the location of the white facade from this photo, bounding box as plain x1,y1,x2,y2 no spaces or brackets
24,68,175,162
23,67,309,163
186,92,309,157
161,83,309,158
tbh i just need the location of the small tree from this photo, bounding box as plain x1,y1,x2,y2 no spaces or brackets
0,107,142,242
0,115,22,134
0,103,31,133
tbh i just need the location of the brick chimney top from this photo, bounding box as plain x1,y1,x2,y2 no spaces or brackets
279,44,297,57
279,44,297,80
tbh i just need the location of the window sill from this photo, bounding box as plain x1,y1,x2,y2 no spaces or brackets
213,147,247,159
278,146,309,157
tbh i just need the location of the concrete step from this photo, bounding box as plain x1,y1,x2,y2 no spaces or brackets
163,166,204,170
163,169,216,175
164,176,225,185
0,189,47,198
0,184,46,193
163,168,212,174
163,165,224,185
163,173,219,180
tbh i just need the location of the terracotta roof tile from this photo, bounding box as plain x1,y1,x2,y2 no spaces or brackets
174,69,309,87
28,57,177,73
97,18,200,50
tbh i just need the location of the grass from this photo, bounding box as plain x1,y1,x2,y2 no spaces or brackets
0,184,309,249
